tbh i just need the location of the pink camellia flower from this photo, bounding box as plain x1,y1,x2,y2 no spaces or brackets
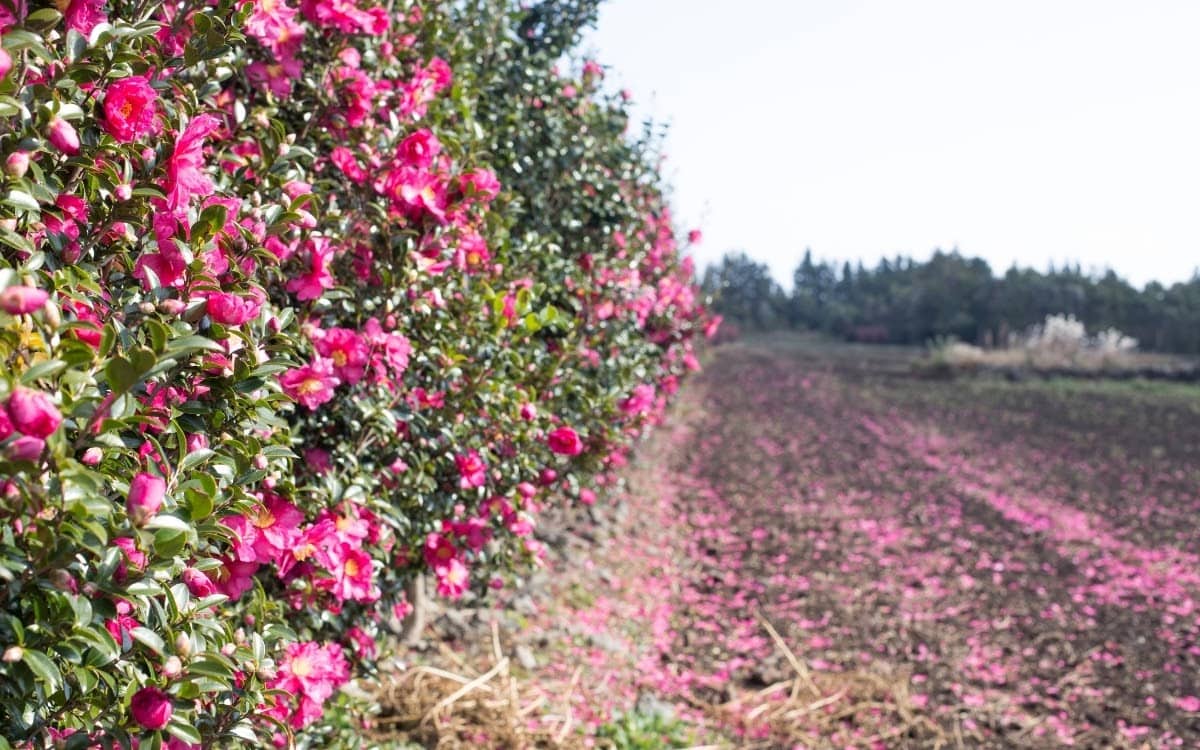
687,229,703,244
703,314,723,340
285,236,336,301
300,0,387,34
454,231,490,272
206,291,262,326
345,626,377,660
1179,696,1200,712
247,493,304,562
434,557,469,599
279,358,340,410
163,114,221,216
61,0,107,34
455,451,487,490
211,557,259,600
383,167,447,223
546,426,584,456
458,168,500,202
423,532,458,569
127,472,166,526
129,686,173,730
313,327,368,385
519,403,536,421
221,514,262,563
113,537,147,573
181,567,217,598
326,543,376,602
619,383,656,416
47,117,80,156
0,48,10,80
329,146,366,184
266,641,350,729
105,610,139,644
0,286,49,314
0,1,26,32
102,76,159,143
395,129,440,168
0,408,12,441
6,388,62,438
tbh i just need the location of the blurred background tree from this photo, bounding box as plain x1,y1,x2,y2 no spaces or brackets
706,248,1200,354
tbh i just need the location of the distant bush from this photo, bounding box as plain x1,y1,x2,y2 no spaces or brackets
0,1,710,746
926,315,1146,374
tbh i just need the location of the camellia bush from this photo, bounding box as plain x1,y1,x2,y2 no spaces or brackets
0,0,710,746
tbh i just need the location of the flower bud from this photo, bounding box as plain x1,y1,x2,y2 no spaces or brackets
181,567,216,598
4,151,29,178
81,447,102,466
6,436,45,462
157,298,186,316
0,286,49,315
6,388,62,438
161,655,182,678
41,301,61,328
174,633,192,658
46,117,80,156
0,48,11,81
126,472,166,526
2,646,22,663
48,569,75,592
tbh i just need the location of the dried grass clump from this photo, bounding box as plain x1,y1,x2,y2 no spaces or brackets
694,615,947,749
366,624,589,750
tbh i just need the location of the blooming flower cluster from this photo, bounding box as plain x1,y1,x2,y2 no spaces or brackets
0,0,711,745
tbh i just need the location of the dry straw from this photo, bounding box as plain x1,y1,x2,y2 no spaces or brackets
366,612,949,749
367,621,594,749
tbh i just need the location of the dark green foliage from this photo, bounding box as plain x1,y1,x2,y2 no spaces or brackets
710,247,1200,353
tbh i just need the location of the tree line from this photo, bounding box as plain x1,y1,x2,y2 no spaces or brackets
701,249,1200,354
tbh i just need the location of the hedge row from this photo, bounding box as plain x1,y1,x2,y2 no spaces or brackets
0,0,710,746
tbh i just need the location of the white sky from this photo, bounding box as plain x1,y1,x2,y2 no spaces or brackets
586,0,1200,289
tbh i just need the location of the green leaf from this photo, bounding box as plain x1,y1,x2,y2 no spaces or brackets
130,627,165,655
185,657,234,681
21,649,62,693
20,359,67,385
125,579,163,597
2,190,40,213
179,448,215,473
164,335,222,357
164,721,202,746
186,490,214,522
104,356,138,393
144,514,191,533
153,528,187,557
71,595,93,629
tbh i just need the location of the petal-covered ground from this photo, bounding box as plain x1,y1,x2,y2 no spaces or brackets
419,337,1200,748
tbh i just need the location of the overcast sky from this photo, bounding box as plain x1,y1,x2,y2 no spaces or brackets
586,0,1200,289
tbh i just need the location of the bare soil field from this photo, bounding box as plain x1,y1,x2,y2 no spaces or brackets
387,336,1200,748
